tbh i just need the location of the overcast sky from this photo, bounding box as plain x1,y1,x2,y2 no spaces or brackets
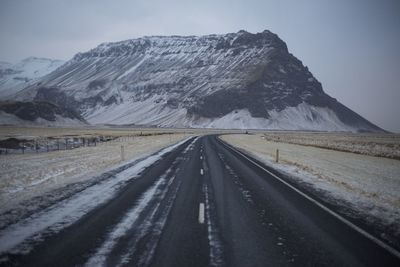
0,0,399,132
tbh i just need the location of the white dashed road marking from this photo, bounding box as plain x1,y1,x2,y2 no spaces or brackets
198,203,205,224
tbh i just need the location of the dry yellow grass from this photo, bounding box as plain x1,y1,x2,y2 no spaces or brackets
259,131,400,159
0,125,243,141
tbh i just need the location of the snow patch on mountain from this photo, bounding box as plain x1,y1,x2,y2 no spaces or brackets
86,97,355,131
194,104,355,131
0,61,12,69
117,55,148,80
0,57,65,98
86,95,187,126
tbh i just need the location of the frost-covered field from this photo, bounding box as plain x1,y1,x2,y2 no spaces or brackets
261,131,400,159
221,133,400,247
0,125,211,140
0,138,195,256
0,128,195,229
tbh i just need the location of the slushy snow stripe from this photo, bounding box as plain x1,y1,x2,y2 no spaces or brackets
0,137,192,255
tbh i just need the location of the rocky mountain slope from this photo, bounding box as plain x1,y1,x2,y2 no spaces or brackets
0,101,86,126
12,30,383,132
0,57,86,125
0,57,64,98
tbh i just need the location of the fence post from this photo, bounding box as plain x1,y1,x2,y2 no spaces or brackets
276,149,279,163
121,145,125,161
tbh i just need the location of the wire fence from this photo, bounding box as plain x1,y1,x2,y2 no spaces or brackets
0,136,133,156
0,132,183,156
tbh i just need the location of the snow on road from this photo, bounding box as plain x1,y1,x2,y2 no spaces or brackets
221,134,400,245
0,138,191,257
0,134,189,228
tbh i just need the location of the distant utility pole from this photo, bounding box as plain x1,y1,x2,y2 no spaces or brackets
276,149,279,163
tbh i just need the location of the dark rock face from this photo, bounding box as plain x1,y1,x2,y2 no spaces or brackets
33,87,105,114
34,87,79,112
88,79,108,90
187,50,320,118
0,101,85,122
12,30,383,131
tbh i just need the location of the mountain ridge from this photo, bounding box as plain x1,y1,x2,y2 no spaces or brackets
8,30,384,132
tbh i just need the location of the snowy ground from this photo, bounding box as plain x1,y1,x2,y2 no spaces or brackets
221,134,400,247
0,133,190,229
0,137,197,257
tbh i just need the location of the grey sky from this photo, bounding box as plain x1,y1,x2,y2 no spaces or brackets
0,0,399,132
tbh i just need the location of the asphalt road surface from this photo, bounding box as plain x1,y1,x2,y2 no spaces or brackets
1,135,399,266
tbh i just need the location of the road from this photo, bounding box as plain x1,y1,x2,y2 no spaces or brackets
1,135,399,266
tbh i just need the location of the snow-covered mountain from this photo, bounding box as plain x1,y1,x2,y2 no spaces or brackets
0,57,87,126
0,101,86,126
12,30,383,132
0,57,64,98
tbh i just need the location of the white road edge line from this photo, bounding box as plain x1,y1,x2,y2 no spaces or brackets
219,138,400,259
200,169,204,175
199,203,205,224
